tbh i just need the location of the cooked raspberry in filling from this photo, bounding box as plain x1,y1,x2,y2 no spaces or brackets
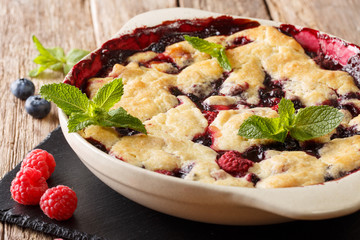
75,17,360,189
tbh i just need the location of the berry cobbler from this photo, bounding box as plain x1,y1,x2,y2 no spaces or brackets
66,16,360,188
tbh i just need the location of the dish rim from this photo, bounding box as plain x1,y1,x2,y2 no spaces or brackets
60,7,360,221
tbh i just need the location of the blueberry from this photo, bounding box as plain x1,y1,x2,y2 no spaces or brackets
11,78,35,100
25,95,51,119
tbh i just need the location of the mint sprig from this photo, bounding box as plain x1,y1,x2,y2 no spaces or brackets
184,35,232,71
29,35,90,77
238,98,344,142
40,78,147,134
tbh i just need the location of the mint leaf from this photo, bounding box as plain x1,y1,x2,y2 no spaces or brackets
102,108,147,134
30,36,61,77
49,62,64,71
238,115,287,142
40,83,89,115
66,49,90,64
277,98,296,130
278,98,295,124
33,55,57,65
32,35,57,60
289,106,344,141
238,98,344,142
68,113,95,133
40,79,146,134
29,65,52,78
92,78,124,111
218,48,232,71
47,47,66,61
63,64,72,76
29,35,89,77
64,49,90,74
184,35,232,71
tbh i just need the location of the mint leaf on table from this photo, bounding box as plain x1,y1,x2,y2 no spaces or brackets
238,98,344,142
29,35,90,77
184,35,232,71
40,78,147,134
64,49,91,74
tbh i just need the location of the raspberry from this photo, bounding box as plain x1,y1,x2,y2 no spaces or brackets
203,111,218,124
217,151,254,177
10,167,48,205
271,104,279,112
40,185,78,221
21,149,56,180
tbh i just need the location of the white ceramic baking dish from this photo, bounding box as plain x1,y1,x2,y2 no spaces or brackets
59,8,360,225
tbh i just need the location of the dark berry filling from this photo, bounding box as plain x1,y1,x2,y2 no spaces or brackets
339,102,360,117
227,36,253,49
246,173,261,185
325,167,360,182
205,104,237,111
226,82,250,96
321,97,360,118
231,137,324,164
86,138,108,153
192,130,213,147
141,53,180,74
241,146,266,163
173,163,195,178
331,125,360,139
169,73,230,111
258,72,285,107
115,127,140,137
344,54,360,89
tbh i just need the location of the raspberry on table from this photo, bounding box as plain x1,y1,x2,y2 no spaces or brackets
217,151,254,177
21,149,56,180
40,185,78,221
10,167,48,205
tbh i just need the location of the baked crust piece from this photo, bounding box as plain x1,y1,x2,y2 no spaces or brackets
83,25,360,188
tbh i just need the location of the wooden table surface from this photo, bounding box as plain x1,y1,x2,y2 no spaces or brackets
1,0,360,239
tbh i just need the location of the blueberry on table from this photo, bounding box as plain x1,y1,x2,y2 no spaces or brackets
25,95,51,119
10,78,35,100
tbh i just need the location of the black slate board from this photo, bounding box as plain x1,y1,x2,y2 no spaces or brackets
1,126,360,240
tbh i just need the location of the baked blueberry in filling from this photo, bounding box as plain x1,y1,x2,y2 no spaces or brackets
228,36,253,48
331,125,360,139
258,72,284,108
192,130,213,147
87,138,108,153
115,127,140,137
